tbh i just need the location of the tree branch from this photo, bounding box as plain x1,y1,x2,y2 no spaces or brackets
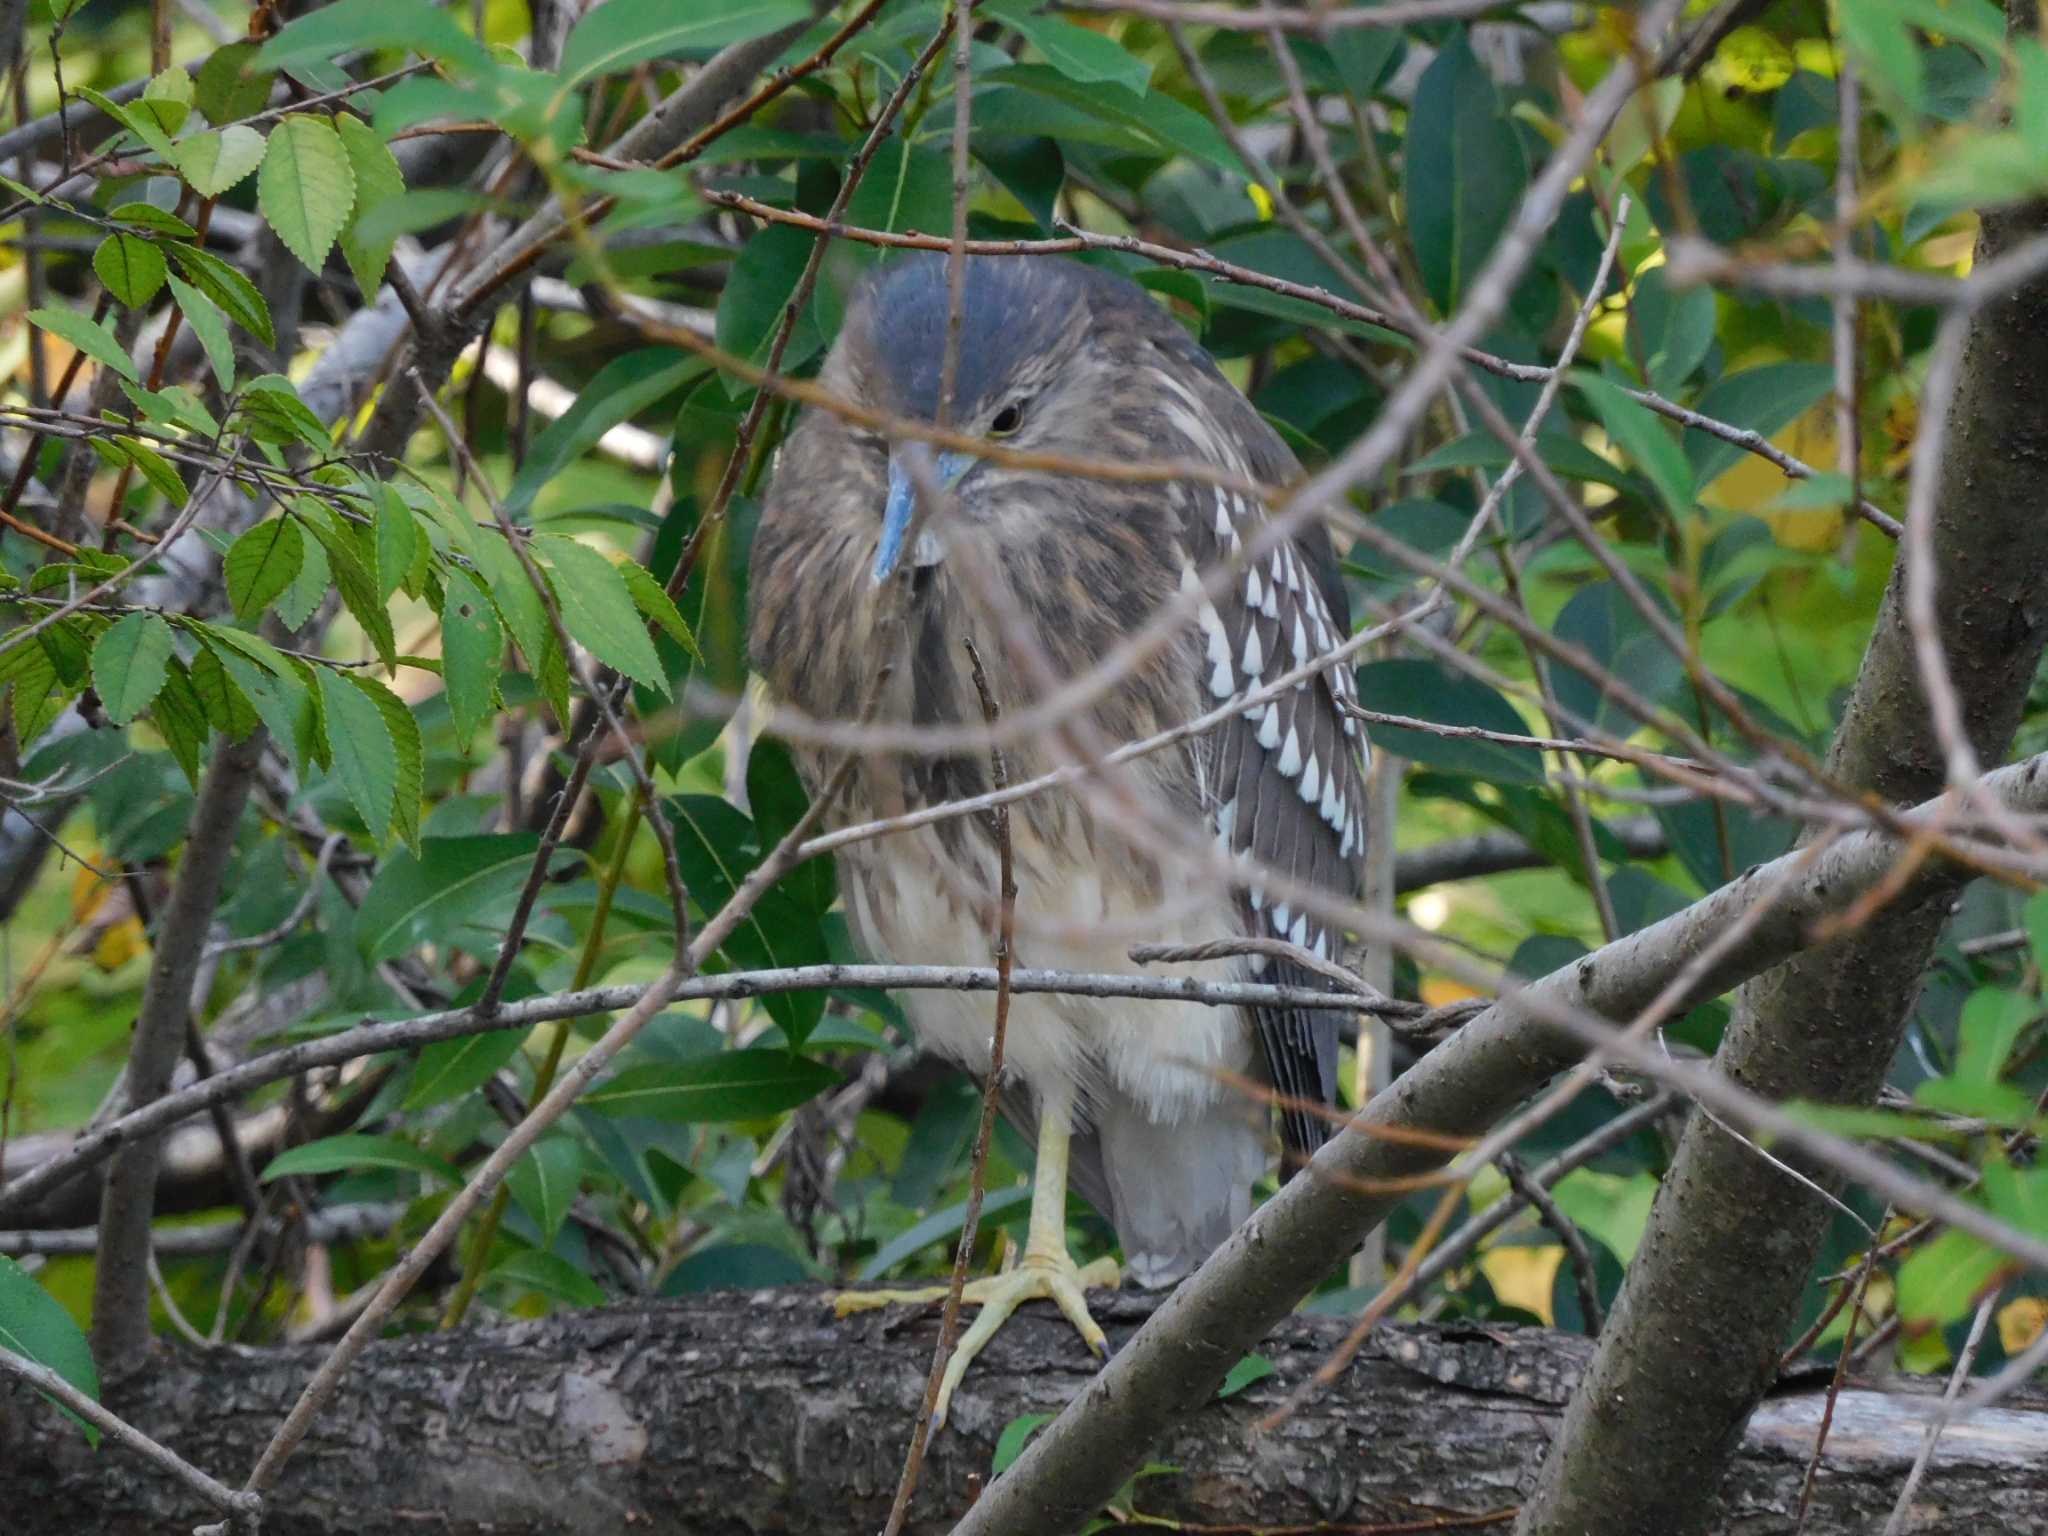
955,749,2048,1536
4,1295,2043,1535
1515,6,2048,1523
89,729,265,1370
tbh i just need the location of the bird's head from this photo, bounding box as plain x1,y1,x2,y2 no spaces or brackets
831,253,1098,584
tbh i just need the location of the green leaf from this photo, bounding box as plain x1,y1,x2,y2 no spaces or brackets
991,1413,1053,1478
1629,266,1716,396
1896,1227,2010,1329
27,307,136,381
170,245,275,347
188,644,262,739
273,525,330,632
557,1,810,92
316,667,399,842
619,559,701,662
716,224,821,372
1402,38,1529,315
261,1133,461,1184
75,85,177,164
857,1187,1033,1282
489,1249,606,1308
225,517,306,621
507,1137,583,1246
92,233,167,308
257,0,491,73
583,1051,837,1121
90,612,174,725
404,1027,528,1111
535,535,669,695
259,115,357,273
440,569,503,746
356,834,543,961
1354,659,1542,784
1576,372,1695,516
1684,364,1832,488
1216,1352,1276,1399
1840,0,1926,121
176,124,267,196
987,2,1149,93
0,1255,100,1446
111,437,188,508
335,114,406,298
196,40,276,124
164,275,236,391
1915,987,2036,1124
505,349,697,519
302,507,395,665
373,485,418,600
8,641,69,748
108,203,197,238
349,673,423,851
982,64,1238,173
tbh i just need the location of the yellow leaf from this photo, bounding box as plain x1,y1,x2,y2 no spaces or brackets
1998,1296,2047,1353
93,916,144,972
1480,1244,1563,1325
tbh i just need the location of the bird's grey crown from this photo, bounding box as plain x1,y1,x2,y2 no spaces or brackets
852,253,1132,421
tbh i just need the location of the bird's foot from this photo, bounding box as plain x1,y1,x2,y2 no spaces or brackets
833,1250,1120,1429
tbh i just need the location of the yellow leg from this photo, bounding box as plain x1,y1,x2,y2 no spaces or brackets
833,1082,1119,1428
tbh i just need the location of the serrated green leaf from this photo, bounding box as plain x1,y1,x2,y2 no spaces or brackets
113,437,186,507
92,233,167,308
274,520,330,631
164,275,235,391
196,40,276,124
8,641,69,747
584,1051,837,1121
557,1,810,92
618,557,702,662
258,114,357,272
236,373,332,449
177,124,267,197
335,114,405,298
108,202,197,238
303,507,395,665
348,673,422,851
0,1254,101,1446
27,307,137,381
316,667,398,842
188,643,261,739
225,517,306,621
256,0,492,73
404,1027,527,1110
373,485,417,600
507,1137,583,1247
90,612,174,725
261,1133,461,1183
153,659,208,788
75,85,177,164
535,535,668,694
440,568,502,746
170,245,274,347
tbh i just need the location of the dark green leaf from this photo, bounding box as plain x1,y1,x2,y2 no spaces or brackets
507,1136,583,1246
357,834,544,960
225,516,306,621
583,1051,837,1122
170,245,275,347
93,233,167,308
1403,38,1529,314
316,667,398,842
489,1249,606,1308
261,1133,461,1183
440,569,504,746
535,535,669,694
1354,659,1542,783
0,1254,100,1446
335,114,406,298
557,1,809,91
404,1028,528,1111
505,350,697,519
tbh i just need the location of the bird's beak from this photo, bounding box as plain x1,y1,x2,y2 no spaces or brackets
873,447,975,584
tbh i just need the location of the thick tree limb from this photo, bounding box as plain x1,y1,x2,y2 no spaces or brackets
1514,14,2048,1530
3,1293,2043,1535
955,750,2048,1536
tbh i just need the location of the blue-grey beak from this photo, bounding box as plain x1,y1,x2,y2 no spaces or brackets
873,448,976,584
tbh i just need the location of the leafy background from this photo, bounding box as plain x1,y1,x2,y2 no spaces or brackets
2,0,2046,1446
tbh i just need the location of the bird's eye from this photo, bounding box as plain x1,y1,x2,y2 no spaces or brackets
989,399,1027,436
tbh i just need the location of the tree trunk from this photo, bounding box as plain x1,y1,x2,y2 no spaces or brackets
1514,8,2048,1528
5,1292,2045,1535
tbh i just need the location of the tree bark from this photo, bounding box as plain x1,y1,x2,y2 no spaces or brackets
4,1293,2044,1535
1514,13,2048,1529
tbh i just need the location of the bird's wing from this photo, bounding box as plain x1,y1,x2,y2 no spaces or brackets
1185,430,1369,1163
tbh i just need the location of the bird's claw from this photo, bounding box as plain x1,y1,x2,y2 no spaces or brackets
833,1251,1120,1431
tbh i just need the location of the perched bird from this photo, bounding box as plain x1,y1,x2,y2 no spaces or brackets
749,253,1368,1422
